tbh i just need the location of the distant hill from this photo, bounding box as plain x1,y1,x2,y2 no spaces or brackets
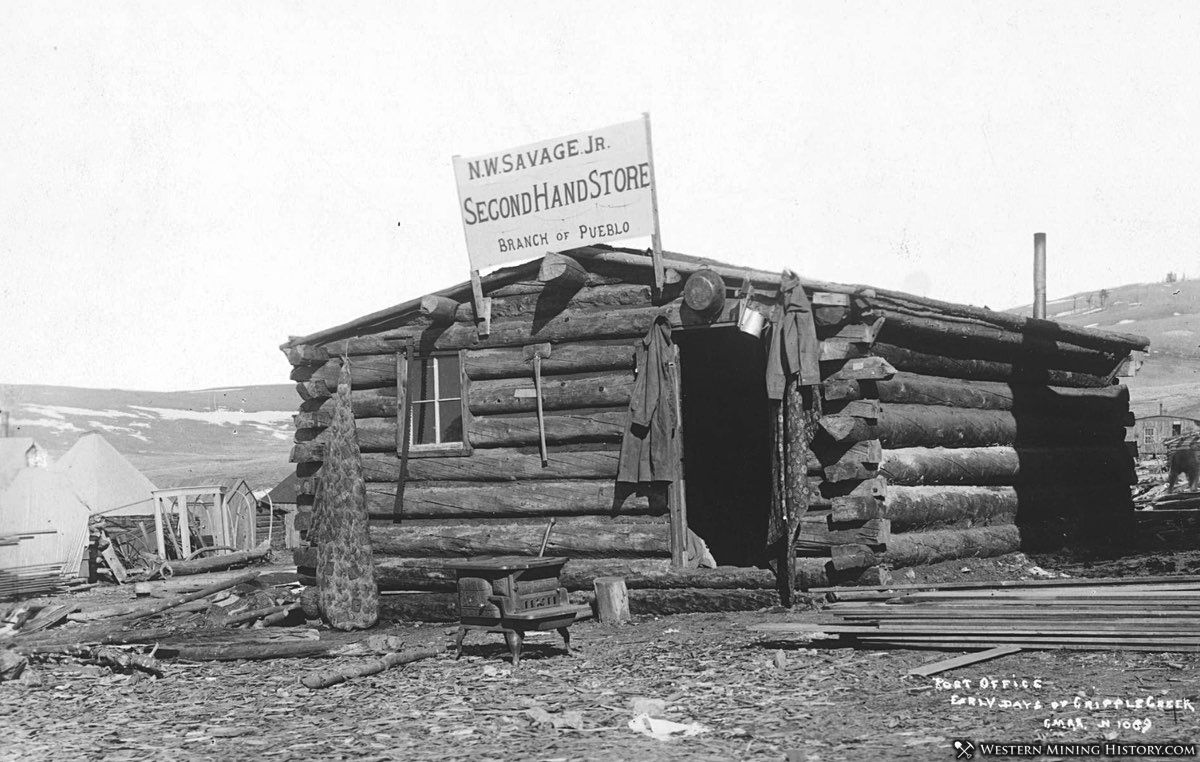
1009,278,1200,418
0,384,298,490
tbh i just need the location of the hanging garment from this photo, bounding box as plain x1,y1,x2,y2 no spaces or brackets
765,270,821,400
617,316,681,483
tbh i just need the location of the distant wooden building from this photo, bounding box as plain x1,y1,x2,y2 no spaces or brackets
261,473,301,549
1134,413,1200,457
281,246,1148,620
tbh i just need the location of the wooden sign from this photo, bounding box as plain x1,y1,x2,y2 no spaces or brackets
453,115,664,288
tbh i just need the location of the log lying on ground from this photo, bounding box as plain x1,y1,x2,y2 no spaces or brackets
878,445,1136,486
816,404,1127,449
627,588,777,615
174,640,334,662
876,312,1127,375
366,479,665,520
114,570,261,623
374,557,776,592
292,410,627,461
159,545,271,577
881,525,1023,568
871,344,1113,387
823,371,1131,413
301,647,441,689
370,517,670,558
15,626,184,654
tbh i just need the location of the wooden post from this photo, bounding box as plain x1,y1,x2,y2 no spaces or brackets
393,345,412,522
216,488,229,550
593,576,631,623
152,496,166,559
1033,232,1047,319
642,112,665,294
470,269,491,336
668,342,688,567
177,495,191,558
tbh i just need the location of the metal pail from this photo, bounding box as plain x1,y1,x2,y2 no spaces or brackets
737,306,767,337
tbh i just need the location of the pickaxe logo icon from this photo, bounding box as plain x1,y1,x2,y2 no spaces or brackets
953,739,976,759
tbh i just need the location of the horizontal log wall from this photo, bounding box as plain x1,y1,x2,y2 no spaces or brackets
798,293,1136,589
283,252,1142,609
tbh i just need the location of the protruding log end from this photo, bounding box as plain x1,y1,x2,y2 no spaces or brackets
419,295,459,324
538,253,588,288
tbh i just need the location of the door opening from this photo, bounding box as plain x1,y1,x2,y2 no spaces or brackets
675,327,772,567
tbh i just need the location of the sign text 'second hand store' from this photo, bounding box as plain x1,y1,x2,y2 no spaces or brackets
452,119,657,271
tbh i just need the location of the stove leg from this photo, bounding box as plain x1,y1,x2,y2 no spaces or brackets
557,627,572,655
454,627,467,660
505,630,523,668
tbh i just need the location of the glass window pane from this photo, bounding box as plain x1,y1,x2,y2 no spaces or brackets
438,354,461,398
412,359,436,402
439,401,463,443
411,401,437,445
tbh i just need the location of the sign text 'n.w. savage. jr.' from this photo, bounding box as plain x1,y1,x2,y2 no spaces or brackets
453,118,657,271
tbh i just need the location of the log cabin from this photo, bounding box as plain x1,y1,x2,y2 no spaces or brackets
282,245,1149,620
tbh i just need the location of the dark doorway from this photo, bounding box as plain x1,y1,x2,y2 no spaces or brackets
675,327,772,566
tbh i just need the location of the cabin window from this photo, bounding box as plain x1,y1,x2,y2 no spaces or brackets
1173,422,1183,435
408,353,465,449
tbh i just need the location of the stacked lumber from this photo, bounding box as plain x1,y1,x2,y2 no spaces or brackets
0,562,65,599
752,577,1200,651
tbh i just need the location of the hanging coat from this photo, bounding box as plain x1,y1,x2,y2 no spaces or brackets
764,271,822,586
617,316,680,483
765,270,821,400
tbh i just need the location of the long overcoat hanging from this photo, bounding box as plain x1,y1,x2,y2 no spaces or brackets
765,270,821,401
765,270,822,552
617,316,681,483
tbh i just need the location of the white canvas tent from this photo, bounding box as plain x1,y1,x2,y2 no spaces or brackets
54,432,158,516
0,437,48,491
0,467,90,583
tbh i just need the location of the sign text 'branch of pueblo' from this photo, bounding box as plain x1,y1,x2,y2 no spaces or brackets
452,117,657,271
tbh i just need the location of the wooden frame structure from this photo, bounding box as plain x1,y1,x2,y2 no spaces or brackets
151,484,258,559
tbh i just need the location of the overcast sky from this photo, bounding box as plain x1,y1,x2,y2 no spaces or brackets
3,2,1198,391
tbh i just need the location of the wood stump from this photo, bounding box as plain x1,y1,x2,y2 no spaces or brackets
593,576,631,623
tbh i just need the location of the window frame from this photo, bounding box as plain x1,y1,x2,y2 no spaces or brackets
403,349,472,458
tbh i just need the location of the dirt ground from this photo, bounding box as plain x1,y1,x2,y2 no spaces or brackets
4,551,1200,761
